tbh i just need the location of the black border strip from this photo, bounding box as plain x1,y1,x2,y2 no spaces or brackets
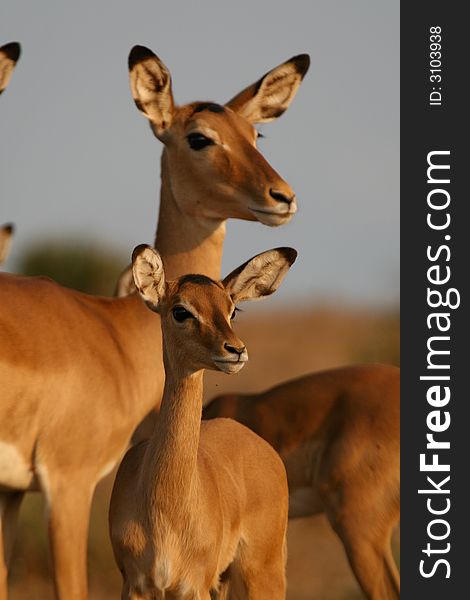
401,3,467,597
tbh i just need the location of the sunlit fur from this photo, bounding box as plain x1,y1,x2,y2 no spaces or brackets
0,224,14,266
0,49,308,599
115,47,309,297
204,364,400,600
110,247,295,599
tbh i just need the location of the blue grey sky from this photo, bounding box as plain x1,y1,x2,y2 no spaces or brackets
1,0,399,306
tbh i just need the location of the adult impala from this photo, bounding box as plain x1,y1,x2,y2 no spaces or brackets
0,42,20,95
0,47,309,599
204,364,400,600
110,246,295,599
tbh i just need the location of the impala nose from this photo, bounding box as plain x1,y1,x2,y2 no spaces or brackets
224,343,246,357
269,188,295,205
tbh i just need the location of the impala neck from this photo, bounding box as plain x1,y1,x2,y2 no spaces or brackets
115,150,227,424
142,347,203,521
154,151,226,280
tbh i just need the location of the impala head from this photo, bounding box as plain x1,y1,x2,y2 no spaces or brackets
129,46,309,226
0,223,14,266
0,42,21,95
132,245,297,375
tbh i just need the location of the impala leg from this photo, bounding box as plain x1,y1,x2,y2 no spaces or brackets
239,561,286,600
340,522,399,600
0,522,6,600
218,567,246,600
0,491,24,600
325,489,400,600
233,536,287,600
46,478,94,600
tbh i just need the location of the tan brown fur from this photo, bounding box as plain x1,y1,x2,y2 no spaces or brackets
203,364,400,600
0,225,14,267
0,47,308,599
110,247,294,599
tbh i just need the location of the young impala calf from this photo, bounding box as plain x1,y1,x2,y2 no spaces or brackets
0,225,14,266
0,42,20,95
110,246,296,599
203,364,400,600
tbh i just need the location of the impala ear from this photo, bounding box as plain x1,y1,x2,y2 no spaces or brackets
223,247,297,303
225,54,310,124
0,42,21,95
0,223,14,265
132,245,166,310
114,264,137,298
128,46,175,140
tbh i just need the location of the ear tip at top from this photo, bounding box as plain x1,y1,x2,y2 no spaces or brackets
289,53,310,77
1,42,21,62
1,223,15,234
128,45,157,70
131,243,153,263
277,247,298,265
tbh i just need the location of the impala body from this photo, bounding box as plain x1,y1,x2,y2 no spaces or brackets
204,363,400,600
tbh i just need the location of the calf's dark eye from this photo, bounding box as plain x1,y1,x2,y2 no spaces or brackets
172,307,194,322
187,132,214,151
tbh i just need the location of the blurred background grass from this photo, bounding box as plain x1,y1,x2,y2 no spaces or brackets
7,240,399,599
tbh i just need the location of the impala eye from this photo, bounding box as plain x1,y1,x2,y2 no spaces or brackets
231,307,240,320
172,306,194,322
187,132,214,151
